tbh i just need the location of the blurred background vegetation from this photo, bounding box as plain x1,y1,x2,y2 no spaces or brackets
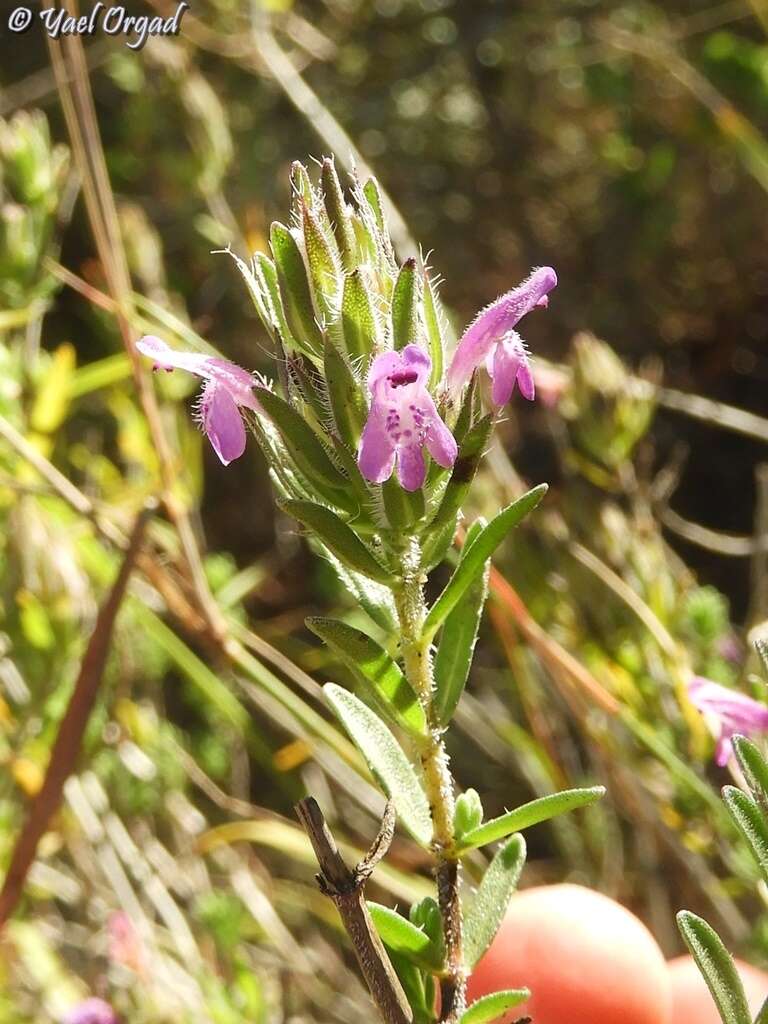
1,0,768,1020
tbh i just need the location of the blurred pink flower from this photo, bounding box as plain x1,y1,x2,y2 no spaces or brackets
687,675,768,766
358,344,457,491
108,911,145,974
447,266,557,405
63,998,117,1024
137,335,260,465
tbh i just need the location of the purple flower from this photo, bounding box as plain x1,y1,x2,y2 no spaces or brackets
358,344,457,491
63,998,117,1024
687,676,768,766
447,266,558,405
137,336,260,465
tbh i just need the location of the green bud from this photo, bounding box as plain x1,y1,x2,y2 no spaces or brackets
455,788,484,839
390,258,422,351
321,157,356,271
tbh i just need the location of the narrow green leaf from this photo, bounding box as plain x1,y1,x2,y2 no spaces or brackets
306,617,426,736
459,990,530,1024
732,734,768,811
723,785,768,884
332,560,398,633
423,271,446,389
363,176,386,233
433,539,489,726
286,355,329,426
258,388,351,506
324,684,432,845
409,896,444,954
323,339,367,447
270,222,323,354
755,996,768,1024
421,515,459,573
251,253,297,350
458,787,606,852
424,485,547,639
368,902,443,970
388,952,432,1023
391,258,421,350
429,415,493,534
383,477,426,531
341,268,378,361
322,157,356,270
464,834,526,968
302,200,340,317
290,160,315,206
677,911,751,1024
280,500,393,585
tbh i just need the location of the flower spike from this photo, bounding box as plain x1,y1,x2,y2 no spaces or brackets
687,675,768,766
358,344,457,491
448,266,557,405
136,335,260,465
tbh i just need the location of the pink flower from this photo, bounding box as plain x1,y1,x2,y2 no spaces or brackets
447,266,557,405
136,335,260,465
63,998,117,1024
687,676,768,766
358,344,457,491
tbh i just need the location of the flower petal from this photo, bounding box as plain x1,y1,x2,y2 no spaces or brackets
489,332,534,405
447,266,557,394
202,382,247,465
401,344,431,384
397,444,426,491
424,403,458,469
358,411,396,483
136,335,213,376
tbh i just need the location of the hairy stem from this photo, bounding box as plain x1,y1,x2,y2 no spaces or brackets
394,539,466,1022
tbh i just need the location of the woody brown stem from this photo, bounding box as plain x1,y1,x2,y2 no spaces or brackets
296,797,413,1024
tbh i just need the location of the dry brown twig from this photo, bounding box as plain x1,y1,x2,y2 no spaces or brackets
296,797,413,1024
0,502,153,929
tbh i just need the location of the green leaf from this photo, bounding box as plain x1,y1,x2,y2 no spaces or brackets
286,354,329,426
332,561,398,633
464,834,526,968
459,990,530,1024
677,911,752,1024
280,500,392,585
454,789,483,840
290,160,315,207
321,157,356,270
458,787,606,852
391,258,421,350
722,785,768,884
257,389,351,507
270,222,323,354
424,485,547,639
323,685,432,845
250,253,297,348
363,176,386,233
732,734,768,810
302,200,340,317
429,415,493,535
368,902,443,970
383,477,426,530
323,339,367,447
388,952,433,1024
306,617,426,736
341,268,378,361
422,271,446,389
409,896,444,953
433,537,489,726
